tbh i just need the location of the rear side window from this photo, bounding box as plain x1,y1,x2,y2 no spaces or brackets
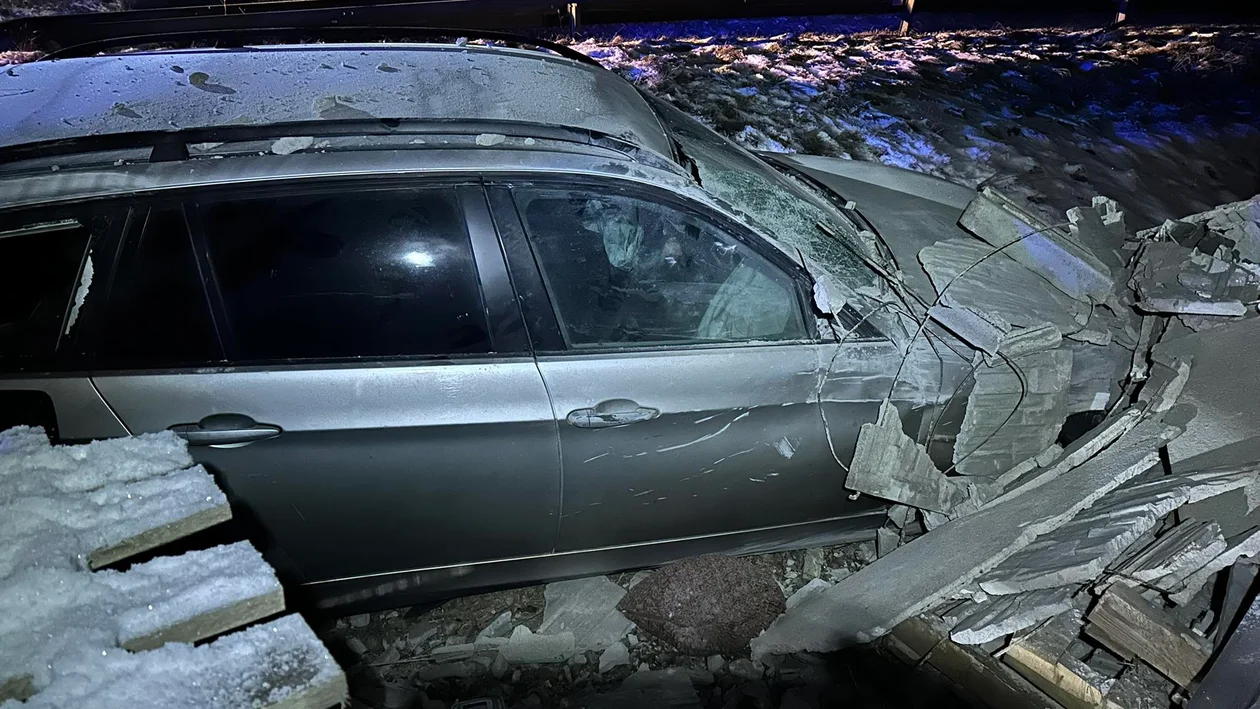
0,218,93,371
199,189,489,362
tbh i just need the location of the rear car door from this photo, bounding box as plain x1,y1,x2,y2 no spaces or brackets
488,180,868,553
88,181,560,600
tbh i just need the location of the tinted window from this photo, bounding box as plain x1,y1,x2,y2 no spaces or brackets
200,189,489,361
515,187,807,348
99,208,222,368
0,217,92,370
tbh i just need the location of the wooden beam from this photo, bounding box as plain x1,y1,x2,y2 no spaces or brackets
1005,650,1108,709
887,616,1060,709
1084,584,1209,688
88,503,231,569
0,674,34,703
122,587,285,652
1001,610,1109,709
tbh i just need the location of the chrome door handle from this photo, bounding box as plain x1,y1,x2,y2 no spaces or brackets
567,400,660,429
170,413,282,447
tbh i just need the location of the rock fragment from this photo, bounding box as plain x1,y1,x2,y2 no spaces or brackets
619,554,784,655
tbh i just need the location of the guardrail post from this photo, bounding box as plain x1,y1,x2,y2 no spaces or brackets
899,0,916,35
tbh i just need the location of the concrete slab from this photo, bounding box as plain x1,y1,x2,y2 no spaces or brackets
918,238,1090,338
537,577,635,653
845,399,968,512
977,466,1256,595
750,414,1181,659
948,587,1078,645
953,348,1073,477
958,189,1116,305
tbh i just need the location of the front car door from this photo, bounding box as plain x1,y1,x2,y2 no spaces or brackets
488,180,884,554
84,181,560,607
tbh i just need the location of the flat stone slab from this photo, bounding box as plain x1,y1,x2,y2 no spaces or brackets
538,577,635,653
751,414,1180,660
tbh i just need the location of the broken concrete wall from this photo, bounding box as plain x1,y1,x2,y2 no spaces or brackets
953,349,1074,478
1129,241,1258,317
750,412,1181,659
958,188,1117,306
845,399,969,512
1062,339,1129,414
1137,196,1260,264
976,466,1258,595
918,238,1092,338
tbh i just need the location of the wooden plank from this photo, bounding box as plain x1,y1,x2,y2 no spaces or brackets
88,503,232,569
1001,610,1108,709
888,616,1061,709
3,542,285,697
14,615,346,709
269,673,350,709
0,674,34,703
1005,648,1106,709
1084,584,1210,687
122,586,285,652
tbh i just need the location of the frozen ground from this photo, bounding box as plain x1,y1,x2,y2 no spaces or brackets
0,0,117,21
4,17,1257,233
560,19,1260,230
330,542,972,709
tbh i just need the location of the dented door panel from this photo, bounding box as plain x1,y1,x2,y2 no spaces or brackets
545,342,892,552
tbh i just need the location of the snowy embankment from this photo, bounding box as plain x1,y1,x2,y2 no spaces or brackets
0,428,344,709
563,20,1260,229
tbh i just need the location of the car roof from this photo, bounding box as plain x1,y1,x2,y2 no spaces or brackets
0,43,674,159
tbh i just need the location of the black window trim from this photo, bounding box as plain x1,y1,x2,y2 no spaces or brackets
73,176,530,373
485,174,822,356
485,185,566,353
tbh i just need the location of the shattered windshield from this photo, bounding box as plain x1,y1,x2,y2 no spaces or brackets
642,94,884,306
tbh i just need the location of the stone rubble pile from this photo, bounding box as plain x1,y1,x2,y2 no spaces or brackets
751,192,1260,709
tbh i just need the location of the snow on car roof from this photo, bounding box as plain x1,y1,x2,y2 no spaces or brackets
0,43,674,158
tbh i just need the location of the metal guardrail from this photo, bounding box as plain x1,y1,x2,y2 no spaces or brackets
3,0,1257,54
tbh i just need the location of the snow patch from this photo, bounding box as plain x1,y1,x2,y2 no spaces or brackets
63,251,92,334
269,136,313,155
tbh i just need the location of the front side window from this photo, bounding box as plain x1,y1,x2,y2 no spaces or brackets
0,215,94,371
514,187,808,348
643,93,883,299
199,188,490,362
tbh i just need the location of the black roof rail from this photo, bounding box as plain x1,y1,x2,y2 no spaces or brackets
33,23,600,66
0,117,678,172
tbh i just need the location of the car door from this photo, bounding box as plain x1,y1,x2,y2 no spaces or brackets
488,181,880,553
88,181,561,597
